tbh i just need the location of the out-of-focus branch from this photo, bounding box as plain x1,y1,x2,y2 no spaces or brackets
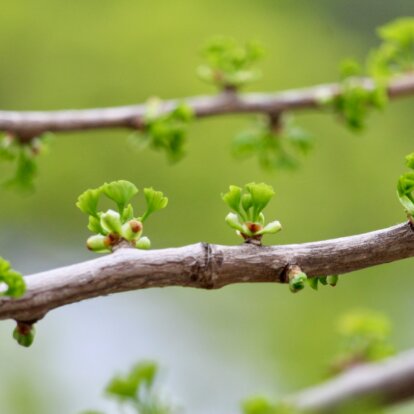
290,349,414,412
0,222,413,322
1,75,414,139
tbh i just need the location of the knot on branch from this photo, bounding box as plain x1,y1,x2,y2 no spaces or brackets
193,242,223,289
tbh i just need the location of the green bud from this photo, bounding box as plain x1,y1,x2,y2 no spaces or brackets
256,220,282,235
86,235,111,253
136,237,151,250
100,209,122,234
121,220,143,241
319,276,328,286
308,277,319,290
327,275,339,287
13,323,35,347
225,213,244,232
289,272,307,293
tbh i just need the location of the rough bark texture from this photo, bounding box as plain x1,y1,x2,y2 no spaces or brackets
1,222,413,322
1,75,413,139
291,349,414,412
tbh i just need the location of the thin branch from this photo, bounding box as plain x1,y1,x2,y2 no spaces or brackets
1,222,413,322
1,75,414,139
290,349,414,412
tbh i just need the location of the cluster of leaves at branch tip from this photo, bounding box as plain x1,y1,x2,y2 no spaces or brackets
397,152,414,219
323,18,414,132
77,180,168,253
197,36,265,90
0,256,25,299
222,183,281,244
233,116,313,171
0,132,52,191
330,310,395,374
80,361,172,414
129,98,193,162
288,270,338,294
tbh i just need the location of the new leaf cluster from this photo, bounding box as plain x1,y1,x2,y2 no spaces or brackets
81,361,171,414
198,36,265,90
222,182,281,244
77,180,168,253
233,117,313,171
328,18,414,131
0,133,51,191
131,98,193,162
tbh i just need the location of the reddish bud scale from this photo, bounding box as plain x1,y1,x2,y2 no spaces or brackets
129,220,143,233
246,222,263,234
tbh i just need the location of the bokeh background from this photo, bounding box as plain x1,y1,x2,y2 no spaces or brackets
0,1,414,413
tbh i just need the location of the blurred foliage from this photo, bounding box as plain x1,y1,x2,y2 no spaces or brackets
197,37,265,90
397,152,414,218
232,116,313,171
331,310,395,374
130,99,193,162
81,361,172,414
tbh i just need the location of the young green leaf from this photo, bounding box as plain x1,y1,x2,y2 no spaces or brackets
76,187,103,217
102,180,138,214
140,187,168,222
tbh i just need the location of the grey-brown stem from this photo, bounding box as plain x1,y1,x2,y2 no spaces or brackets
290,349,414,412
1,75,414,139
1,222,413,322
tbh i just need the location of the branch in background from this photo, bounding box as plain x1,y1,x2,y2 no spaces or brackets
1,222,413,322
290,349,414,413
0,75,413,139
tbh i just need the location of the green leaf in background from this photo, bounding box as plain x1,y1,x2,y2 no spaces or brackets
233,117,313,171
370,18,414,76
131,99,193,162
331,309,395,373
198,36,265,89
0,133,52,192
106,361,157,403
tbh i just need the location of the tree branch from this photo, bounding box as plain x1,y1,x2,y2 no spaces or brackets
290,349,414,412
2,75,414,139
1,222,413,322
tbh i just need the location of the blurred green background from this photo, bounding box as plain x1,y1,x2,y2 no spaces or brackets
0,1,414,413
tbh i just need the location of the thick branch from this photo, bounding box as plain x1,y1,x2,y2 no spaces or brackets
290,349,414,412
0,222,413,322
1,75,414,138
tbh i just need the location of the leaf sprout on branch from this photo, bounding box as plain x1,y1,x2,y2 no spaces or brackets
197,36,265,90
222,182,281,244
130,98,193,162
76,180,168,253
